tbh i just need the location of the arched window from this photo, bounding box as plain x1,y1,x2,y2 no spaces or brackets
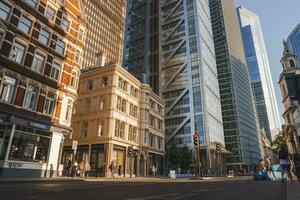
289,59,295,68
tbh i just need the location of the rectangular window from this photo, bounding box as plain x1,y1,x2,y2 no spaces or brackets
8,128,50,163
45,6,56,21
114,120,120,137
55,39,66,55
18,15,32,34
97,120,103,137
78,28,84,40
9,42,26,64
0,75,16,103
87,80,93,90
74,49,80,63
116,96,121,110
143,130,148,145
61,14,70,32
70,71,78,88
132,127,137,142
23,85,38,110
0,1,10,21
25,0,38,8
121,99,126,113
120,122,125,138
44,92,55,115
65,99,72,121
81,121,88,138
32,52,45,73
50,61,61,80
101,76,108,87
38,28,51,45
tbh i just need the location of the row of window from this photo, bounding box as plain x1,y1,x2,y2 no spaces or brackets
114,120,137,143
118,77,139,98
86,76,108,90
0,75,55,115
8,40,79,88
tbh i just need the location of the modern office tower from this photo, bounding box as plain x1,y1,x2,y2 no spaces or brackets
287,24,300,65
125,0,225,170
238,7,281,141
124,0,160,94
81,0,126,67
209,0,261,170
0,0,86,177
63,53,165,177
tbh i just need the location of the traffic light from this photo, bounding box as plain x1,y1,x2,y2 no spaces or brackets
193,134,199,148
216,143,221,152
128,145,133,156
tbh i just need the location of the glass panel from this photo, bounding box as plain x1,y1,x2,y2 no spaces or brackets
32,53,45,73
9,42,25,63
0,1,10,21
18,16,32,34
0,75,16,103
38,28,50,45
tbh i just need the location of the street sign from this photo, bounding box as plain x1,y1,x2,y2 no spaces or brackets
72,140,78,150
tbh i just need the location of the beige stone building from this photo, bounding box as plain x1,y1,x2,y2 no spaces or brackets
63,54,165,177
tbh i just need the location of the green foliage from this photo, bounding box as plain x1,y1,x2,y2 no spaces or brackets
166,145,193,171
271,129,287,152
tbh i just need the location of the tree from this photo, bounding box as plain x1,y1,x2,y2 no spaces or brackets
272,128,288,153
166,145,193,172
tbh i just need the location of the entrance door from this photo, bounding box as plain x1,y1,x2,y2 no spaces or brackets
90,145,105,177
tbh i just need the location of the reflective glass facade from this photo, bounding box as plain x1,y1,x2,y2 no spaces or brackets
287,24,300,66
209,0,260,168
238,7,281,141
124,0,224,168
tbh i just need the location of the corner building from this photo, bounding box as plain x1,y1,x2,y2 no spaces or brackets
63,55,165,177
0,0,86,177
209,0,261,170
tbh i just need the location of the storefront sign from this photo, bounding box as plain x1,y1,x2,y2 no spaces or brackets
7,161,23,168
28,122,48,130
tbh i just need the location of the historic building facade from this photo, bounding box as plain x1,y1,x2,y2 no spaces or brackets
279,42,300,154
0,0,86,177
63,54,165,177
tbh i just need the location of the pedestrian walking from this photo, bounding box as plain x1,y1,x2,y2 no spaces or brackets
85,161,91,178
65,158,72,177
79,161,85,178
109,161,116,179
278,147,293,182
49,164,54,178
264,156,275,180
118,165,122,177
73,161,79,177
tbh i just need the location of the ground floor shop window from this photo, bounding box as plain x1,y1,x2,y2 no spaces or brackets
8,126,50,162
0,125,12,160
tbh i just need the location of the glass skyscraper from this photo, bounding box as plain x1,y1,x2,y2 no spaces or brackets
238,7,281,141
209,0,260,170
125,0,224,169
287,23,300,65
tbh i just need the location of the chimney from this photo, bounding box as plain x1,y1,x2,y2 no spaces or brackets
95,51,106,67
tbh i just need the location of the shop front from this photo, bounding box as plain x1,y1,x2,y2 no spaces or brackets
0,115,64,177
112,145,126,176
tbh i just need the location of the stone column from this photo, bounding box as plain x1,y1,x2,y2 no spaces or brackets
104,143,113,178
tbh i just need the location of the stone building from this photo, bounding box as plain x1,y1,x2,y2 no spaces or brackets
279,41,300,154
0,0,86,177
63,54,165,177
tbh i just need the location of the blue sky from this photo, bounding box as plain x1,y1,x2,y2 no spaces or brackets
236,0,300,121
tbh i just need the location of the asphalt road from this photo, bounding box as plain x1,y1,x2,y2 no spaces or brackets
0,179,289,200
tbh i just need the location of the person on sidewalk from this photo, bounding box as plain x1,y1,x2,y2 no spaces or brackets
109,161,116,179
278,147,293,182
85,161,91,178
49,164,54,178
265,156,276,180
118,165,122,177
65,159,72,177
73,161,79,177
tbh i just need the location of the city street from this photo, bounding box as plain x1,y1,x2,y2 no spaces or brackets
0,177,298,200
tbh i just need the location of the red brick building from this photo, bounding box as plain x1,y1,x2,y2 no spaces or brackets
0,0,86,177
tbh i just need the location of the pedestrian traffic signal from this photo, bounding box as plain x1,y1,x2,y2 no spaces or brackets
216,143,221,152
193,134,199,148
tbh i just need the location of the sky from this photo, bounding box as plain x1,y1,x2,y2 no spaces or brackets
236,0,300,123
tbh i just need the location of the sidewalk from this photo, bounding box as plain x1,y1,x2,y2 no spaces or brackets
0,176,251,184
287,181,300,200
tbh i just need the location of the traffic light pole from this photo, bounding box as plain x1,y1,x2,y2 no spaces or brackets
196,146,201,178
